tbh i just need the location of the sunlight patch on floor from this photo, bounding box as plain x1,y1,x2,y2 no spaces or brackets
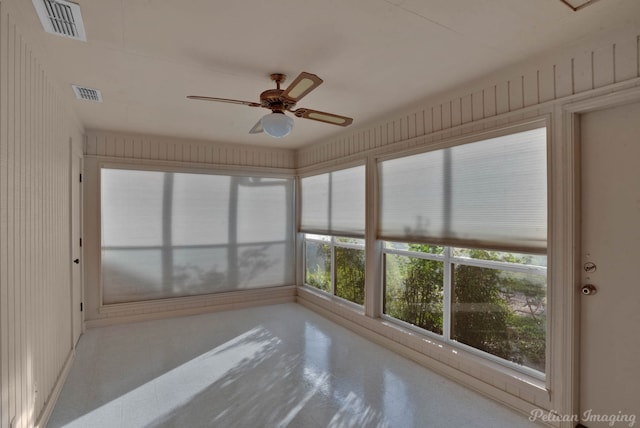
61,327,276,427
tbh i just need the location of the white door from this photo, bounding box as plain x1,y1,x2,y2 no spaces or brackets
579,101,640,427
71,151,83,346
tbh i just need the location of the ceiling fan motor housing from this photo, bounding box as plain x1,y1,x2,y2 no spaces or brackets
259,89,296,113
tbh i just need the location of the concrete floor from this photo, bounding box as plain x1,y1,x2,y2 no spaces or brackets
48,303,541,427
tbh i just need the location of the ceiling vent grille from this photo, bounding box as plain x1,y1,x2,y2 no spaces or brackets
32,0,87,41
72,85,103,102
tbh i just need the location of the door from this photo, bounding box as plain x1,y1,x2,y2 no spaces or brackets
71,149,83,346
579,101,640,426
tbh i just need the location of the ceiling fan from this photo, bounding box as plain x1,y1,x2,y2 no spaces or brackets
187,72,353,138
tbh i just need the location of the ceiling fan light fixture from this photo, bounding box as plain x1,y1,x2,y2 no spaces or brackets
187,71,353,136
262,112,293,138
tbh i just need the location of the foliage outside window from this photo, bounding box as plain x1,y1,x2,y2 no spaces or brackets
384,243,546,374
304,234,365,306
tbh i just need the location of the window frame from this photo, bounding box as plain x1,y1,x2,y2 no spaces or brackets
97,160,297,309
302,233,366,308
375,119,550,380
298,161,367,239
381,242,548,380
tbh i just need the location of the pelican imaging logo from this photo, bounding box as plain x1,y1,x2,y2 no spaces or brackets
529,409,636,426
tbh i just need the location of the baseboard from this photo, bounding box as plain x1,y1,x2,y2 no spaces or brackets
35,348,75,428
86,286,297,328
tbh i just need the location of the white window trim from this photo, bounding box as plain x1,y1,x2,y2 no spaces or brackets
302,233,366,309
371,117,552,383
381,243,548,381
95,158,296,312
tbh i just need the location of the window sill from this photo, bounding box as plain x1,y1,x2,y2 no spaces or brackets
298,284,366,315
88,285,296,327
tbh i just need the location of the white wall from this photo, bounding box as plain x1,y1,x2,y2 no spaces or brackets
0,1,84,427
2,2,635,424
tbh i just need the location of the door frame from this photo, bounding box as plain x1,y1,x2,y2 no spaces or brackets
559,85,640,426
69,138,84,346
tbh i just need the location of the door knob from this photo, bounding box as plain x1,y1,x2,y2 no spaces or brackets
73,259,80,264
581,284,597,295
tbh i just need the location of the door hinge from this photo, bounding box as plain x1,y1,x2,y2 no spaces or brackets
79,237,82,247
79,173,82,183
80,302,83,312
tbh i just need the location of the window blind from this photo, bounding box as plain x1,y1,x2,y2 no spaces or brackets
300,165,365,237
378,127,547,253
101,168,294,304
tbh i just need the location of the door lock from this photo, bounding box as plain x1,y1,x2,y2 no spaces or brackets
73,258,80,264
580,284,597,295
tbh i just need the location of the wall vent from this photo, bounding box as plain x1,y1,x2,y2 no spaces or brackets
32,0,87,41
72,85,103,102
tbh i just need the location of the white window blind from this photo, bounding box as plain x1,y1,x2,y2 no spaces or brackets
300,165,365,237
101,168,294,304
378,127,547,253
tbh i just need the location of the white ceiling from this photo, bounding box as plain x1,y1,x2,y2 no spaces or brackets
19,0,640,149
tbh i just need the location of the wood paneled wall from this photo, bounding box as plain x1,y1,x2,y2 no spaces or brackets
85,131,296,169
297,28,640,167
0,2,83,427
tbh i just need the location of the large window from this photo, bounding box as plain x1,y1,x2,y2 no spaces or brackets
300,165,366,305
384,244,546,374
101,168,294,304
379,126,548,376
378,127,547,252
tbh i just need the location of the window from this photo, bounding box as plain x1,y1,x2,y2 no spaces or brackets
384,244,445,335
379,126,548,376
378,127,547,252
300,165,366,305
384,244,546,374
304,234,366,305
101,168,294,304
300,165,365,237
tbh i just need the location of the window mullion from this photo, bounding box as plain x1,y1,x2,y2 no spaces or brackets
331,236,336,296
443,246,452,342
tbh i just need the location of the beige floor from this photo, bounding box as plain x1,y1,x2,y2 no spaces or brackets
48,303,541,427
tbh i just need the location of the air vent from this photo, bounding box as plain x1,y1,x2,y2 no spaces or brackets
72,85,103,102
32,0,87,41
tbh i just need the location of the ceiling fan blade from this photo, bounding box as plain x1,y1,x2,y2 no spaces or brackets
292,108,353,127
281,72,323,102
187,95,261,107
249,119,264,134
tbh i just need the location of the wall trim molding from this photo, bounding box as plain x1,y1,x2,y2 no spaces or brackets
296,77,640,172
35,349,75,428
87,286,297,328
85,130,296,169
